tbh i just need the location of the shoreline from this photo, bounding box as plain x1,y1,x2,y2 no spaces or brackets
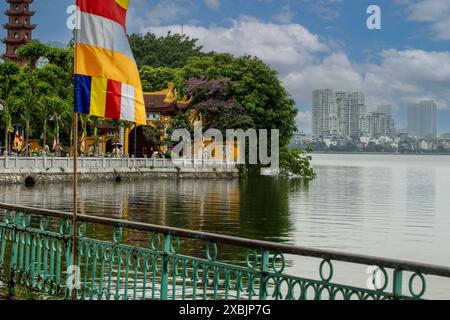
0,167,240,185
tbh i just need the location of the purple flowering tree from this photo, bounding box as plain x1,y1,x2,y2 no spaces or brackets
184,77,254,132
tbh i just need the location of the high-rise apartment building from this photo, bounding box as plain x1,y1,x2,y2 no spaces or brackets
313,89,367,138
312,89,339,136
367,105,395,138
407,100,437,138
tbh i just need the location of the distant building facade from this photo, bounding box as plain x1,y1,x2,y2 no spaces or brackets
312,89,367,138
408,100,437,138
367,105,395,138
312,89,338,136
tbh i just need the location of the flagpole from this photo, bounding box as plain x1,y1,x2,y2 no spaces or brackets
72,112,78,300
72,15,79,299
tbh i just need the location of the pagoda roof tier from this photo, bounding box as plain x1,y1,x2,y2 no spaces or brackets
2,53,18,59
2,38,28,44
3,23,36,30
6,0,34,3
5,10,35,16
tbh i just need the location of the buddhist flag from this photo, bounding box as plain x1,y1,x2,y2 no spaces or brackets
74,0,146,125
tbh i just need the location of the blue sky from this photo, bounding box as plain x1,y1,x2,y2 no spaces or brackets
1,0,450,133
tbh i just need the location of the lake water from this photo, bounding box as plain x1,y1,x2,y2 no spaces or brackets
1,153,450,298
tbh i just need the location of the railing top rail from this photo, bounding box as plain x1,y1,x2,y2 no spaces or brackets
1,202,450,278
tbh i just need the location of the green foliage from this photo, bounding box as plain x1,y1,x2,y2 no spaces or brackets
140,66,180,92
16,40,48,68
1,33,312,179
280,147,316,180
141,53,297,147
142,121,166,153
185,77,255,133
1,42,74,153
129,32,204,69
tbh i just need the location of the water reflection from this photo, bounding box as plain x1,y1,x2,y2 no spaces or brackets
0,153,449,268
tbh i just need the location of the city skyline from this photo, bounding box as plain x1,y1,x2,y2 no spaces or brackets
1,0,449,133
311,88,443,138
312,89,398,138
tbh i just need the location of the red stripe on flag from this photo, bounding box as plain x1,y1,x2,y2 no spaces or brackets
105,79,122,120
77,0,127,28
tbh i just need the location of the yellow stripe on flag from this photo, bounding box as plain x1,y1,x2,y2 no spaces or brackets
76,44,140,87
134,86,146,125
115,0,130,10
90,77,108,118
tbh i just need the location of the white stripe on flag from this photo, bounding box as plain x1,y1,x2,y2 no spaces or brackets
120,83,136,122
77,12,135,60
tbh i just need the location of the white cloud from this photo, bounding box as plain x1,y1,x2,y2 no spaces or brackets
203,0,220,10
148,17,328,74
146,17,450,133
295,111,312,133
401,0,450,40
271,5,295,24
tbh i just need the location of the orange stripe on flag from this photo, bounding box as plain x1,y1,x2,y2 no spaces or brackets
75,44,140,87
134,86,146,125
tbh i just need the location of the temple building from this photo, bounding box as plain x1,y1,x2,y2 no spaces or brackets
2,0,36,63
96,83,194,158
94,83,239,161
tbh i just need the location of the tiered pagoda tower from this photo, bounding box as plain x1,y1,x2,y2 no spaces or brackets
2,0,36,62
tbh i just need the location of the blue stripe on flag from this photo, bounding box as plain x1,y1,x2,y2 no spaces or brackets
74,74,92,114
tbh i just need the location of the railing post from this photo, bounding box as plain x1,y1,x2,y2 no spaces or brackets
259,250,270,300
161,234,171,300
7,212,19,298
393,269,403,299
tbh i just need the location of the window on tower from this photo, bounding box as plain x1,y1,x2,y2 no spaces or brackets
14,32,19,39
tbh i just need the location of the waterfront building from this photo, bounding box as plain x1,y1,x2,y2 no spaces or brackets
2,0,36,64
96,83,193,157
337,91,367,138
367,105,395,138
312,89,367,138
312,89,339,137
407,100,437,138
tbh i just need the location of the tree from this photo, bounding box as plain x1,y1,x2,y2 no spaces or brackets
280,147,316,180
16,40,48,68
140,66,180,92
184,77,254,133
141,54,298,148
1,41,74,155
142,121,166,155
183,54,298,147
129,32,204,69
10,67,37,155
0,60,20,154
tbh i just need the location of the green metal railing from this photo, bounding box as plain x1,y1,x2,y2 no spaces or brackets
1,203,450,300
